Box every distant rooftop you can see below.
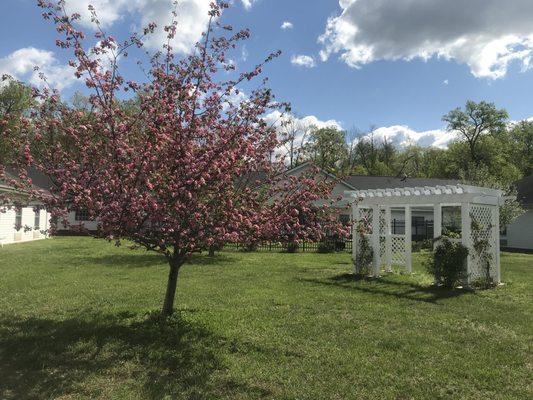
[344,175,462,190]
[0,167,53,195]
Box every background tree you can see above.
[0,76,34,164]
[278,115,314,169]
[353,128,396,175]
[442,100,508,166]
[307,127,347,172]
[509,120,533,176]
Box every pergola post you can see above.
[385,206,392,272]
[352,205,360,274]
[461,202,472,285]
[372,205,381,277]
[492,205,501,283]
[405,205,412,273]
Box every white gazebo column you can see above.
[385,206,392,272]
[492,204,501,283]
[405,205,412,273]
[433,203,442,245]
[372,205,381,277]
[461,202,472,285]
[352,205,360,274]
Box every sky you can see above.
[2,0,533,148]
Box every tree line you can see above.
[279,101,533,192]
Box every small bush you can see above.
[241,242,258,252]
[317,241,335,253]
[333,240,346,252]
[470,277,498,290]
[442,227,461,239]
[427,238,468,289]
[285,242,299,253]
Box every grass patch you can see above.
[0,237,531,399]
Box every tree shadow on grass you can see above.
[299,273,474,304]
[81,253,168,268]
[81,252,237,269]
[188,253,237,266]
[0,311,267,399]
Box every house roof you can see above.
[344,175,462,190]
[0,168,52,195]
[284,162,356,190]
[281,162,465,192]
[516,175,533,207]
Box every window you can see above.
[15,208,22,231]
[392,218,405,235]
[34,207,41,230]
[75,209,90,221]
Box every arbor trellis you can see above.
[347,184,503,285]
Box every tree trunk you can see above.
[208,246,216,257]
[162,256,183,317]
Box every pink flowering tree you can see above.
[1,1,347,316]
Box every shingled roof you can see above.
[344,175,462,190]
[0,168,53,195]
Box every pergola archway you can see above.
[345,185,503,285]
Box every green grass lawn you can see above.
[0,237,531,400]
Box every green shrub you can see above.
[285,242,299,253]
[427,238,468,289]
[317,241,335,253]
[241,242,258,252]
[442,227,461,239]
[333,239,346,252]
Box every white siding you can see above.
[0,208,16,245]
[57,211,99,232]
[0,205,50,246]
[506,208,533,250]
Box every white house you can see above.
[0,178,51,246]
[56,209,99,233]
[503,175,533,251]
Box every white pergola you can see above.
[345,184,503,285]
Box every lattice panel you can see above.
[379,209,387,235]
[391,235,406,266]
[469,205,497,282]
[378,209,388,266]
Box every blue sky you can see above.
[2,0,533,147]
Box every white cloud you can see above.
[137,0,211,53]
[265,110,343,131]
[264,111,456,149]
[0,47,77,91]
[63,0,211,53]
[63,0,131,28]
[319,0,533,79]
[290,55,316,68]
[360,125,457,149]
[281,21,293,30]
[264,111,343,162]
[240,0,257,10]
